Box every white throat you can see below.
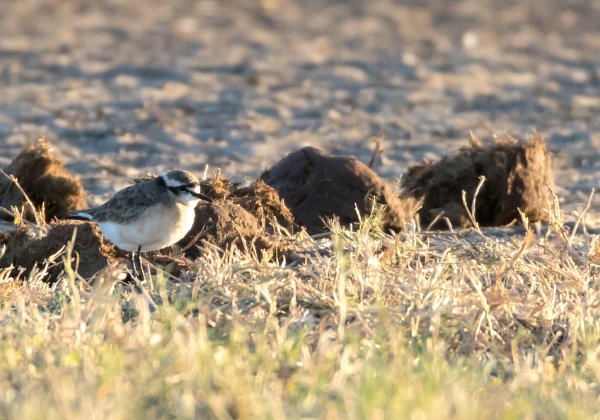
[178,188,201,207]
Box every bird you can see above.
[68,169,211,279]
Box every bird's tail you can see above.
[66,210,94,221]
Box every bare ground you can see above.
[0,0,599,220]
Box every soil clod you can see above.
[0,220,117,281]
[232,180,296,233]
[403,133,554,228]
[260,146,418,234]
[0,140,87,222]
[179,201,261,259]
[176,172,296,259]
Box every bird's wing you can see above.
[87,181,169,223]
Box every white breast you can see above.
[98,203,197,252]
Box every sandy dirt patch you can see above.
[0,0,598,220]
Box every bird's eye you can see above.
[179,185,187,192]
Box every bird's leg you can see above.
[130,250,139,278]
[124,248,143,293]
[129,246,144,280]
[133,245,142,278]
[135,245,149,284]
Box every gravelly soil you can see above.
[0,0,598,221]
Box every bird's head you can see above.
[160,170,211,206]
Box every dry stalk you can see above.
[462,175,486,236]
[0,169,43,226]
[569,188,594,243]
[367,135,385,168]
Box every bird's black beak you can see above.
[189,189,213,202]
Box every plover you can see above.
[69,169,211,278]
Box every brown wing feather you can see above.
[86,179,172,223]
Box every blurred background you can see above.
[0,0,598,213]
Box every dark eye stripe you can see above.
[168,184,197,194]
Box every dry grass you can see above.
[1,196,600,418]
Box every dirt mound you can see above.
[170,171,294,258]
[260,146,418,234]
[0,220,117,281]
[179,201,261,259]
[402,133,554,228]
[198,171,235,201]
[173,172,296,260]
[198,172,295,232]
[232,180,296,233]
[0,140,87,222]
